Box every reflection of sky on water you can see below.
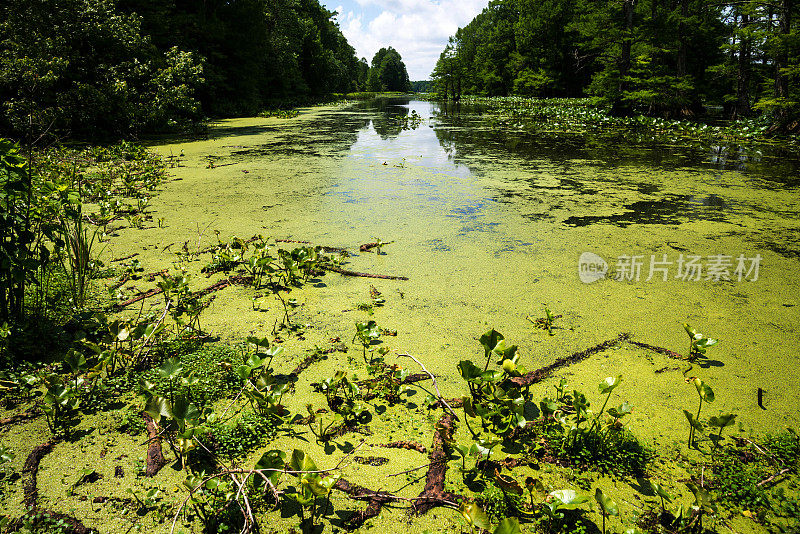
[312,98,800,257]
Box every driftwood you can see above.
[324,265,408,281]
[507,333,630,388]
[381,441,427,454]
[0,410,39,427]
[413,412,462,514]
[112,274,253,311]
[333,478,399,528]
[143,413,169,477]
[628,339,685,360]
[112,287,163,311]
[12,441,95,534]
[110,253,139,262]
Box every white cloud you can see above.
[330,0,488,80]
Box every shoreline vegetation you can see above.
[0,101,798,533]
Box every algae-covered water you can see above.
[25,98,797,533]
[122,98,799,439]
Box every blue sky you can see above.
[319,0,489,81]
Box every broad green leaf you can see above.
[595,488,619,516]
[683,410,704,431]
[648,480,673,503]
[158,357,183,379]
[458,360,482,381]
[549,489,589,509]
[462,396,476,417]
[494,471,524,495]
[144,395,172,421]
[290,449,318,474]
[480,329,504,357]
[172,396,200,422]
[708,413,736,428]
[493,517,522,534]
[598,375,622,395]
[459,502,491,531]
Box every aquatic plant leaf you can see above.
[462,396,476,417]
[172,396,200,422]
[158,357,184,379]
[708,413,736,428]
[64,350,87,373]
[493,518,522,534]
[595,488,619,516]
[608,402,632,418]
[683,410,704,431]
[549,489,589,510]
[290,449,318,475]
[459,502,491,530]
[494,469,523,495]
[458,360,482,381]
[145,395,172,421]
[480,329,504,357]
[526,476,545,493]
[598,375,622,394]
[648,480,673,502]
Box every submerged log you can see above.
[143,413,169,477]
[16,440,95,534]
[324,265,408,281]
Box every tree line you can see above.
[0,0,408,140]
[431,0,799,130]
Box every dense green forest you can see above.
[366,47,412,92]
[0,0,379,139]
[432,0,799,129]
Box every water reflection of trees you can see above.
[428,102,800,181]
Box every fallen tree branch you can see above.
[413,412,462,514]
[757,468,791,487]
[381,441,427,454]
[628,339,685,360]
[324,265,408,281]
[12,440,95,534]
[398,353,459,421]
[143,413,169,477]
[508,333,630,388]
[112,287,163,311]
[0,410,39,427]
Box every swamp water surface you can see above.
[85,100,800,533]
[119,98,800,443]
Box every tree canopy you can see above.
[367,47,411,92]
[0,0,368,139]
[432,0,800,129]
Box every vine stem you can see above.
[397,352,459,421]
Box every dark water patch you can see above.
[562,196,730,228]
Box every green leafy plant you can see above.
[595,488,619,534]
[684,378,714,448]
[354,320,381,364]
[287,449,340,533]
[684,324,718,362]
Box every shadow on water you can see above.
[563,196,729,228]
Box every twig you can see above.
[324,265,409,280]
[132,301,171,365]
[386,460,443,477]
[397,353,459,421]
[757,468,791,487]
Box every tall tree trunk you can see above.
[734,12,752,118]
[677,0,688,78]
[613,0,636,115]
[775,0,792,101]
